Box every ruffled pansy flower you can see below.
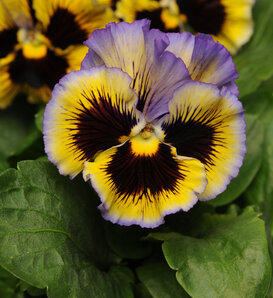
[0,0,115,108]
[43,20,246,228]
[175,0,255,54]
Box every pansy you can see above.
[175,0,255,54]
[100,0,181,32]
[101,0,254,54]
[43,20,246,228]
[0,0,115,108]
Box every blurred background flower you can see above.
[101,0,255,54]
[100,0,182,32]
[0,0,115,108]
[175,0,255,54]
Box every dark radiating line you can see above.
[28,0,38,25]
[136,63,153,112]
[105,142,185,204]
[111,0,119,9]
[162,103,226,167]
[66,89,138,162]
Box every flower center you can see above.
[140,124,153,139]
[17,28,48,59]
[129,124,161,156]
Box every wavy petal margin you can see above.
[161,81,246,200]
[83,140,206,228]
[166,32,239,95]
[43,66,143,178]
[82,19,190,120]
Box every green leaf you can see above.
[242,90,273,228]
[209,115,263,206]
[148,204,215,239]
[133,284,153,298]
[0,107,31,159]
[136,262,189,298]
[104,222,152,259]
[0,160,133,298]
[0,266,23,298]
[245,120,273,231]
[241,89,273,121]
[12,124,42,157]
[8,124,44,169]
[244,114,273,296]
[26,286,46,297]
[241,89,273,295]
[0,266,46,297]
[234,0,273,97]
[0,156,9,174]
[35,106,45,133]
[0,98,43,170]
[162,207,271,298]
[260,74,273,92]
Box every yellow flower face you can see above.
[0,0,116,108]
[104,0,254,54]
[44,21,246,228]
[175,0,255,54]
[107,0,181,32]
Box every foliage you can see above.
[1,1,273,297]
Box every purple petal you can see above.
[82,20,190,121]
[167,32,238,94]
[82,19,151,70]
[142,49,191,121]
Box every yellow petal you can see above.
[161,81,246,200]
[44,66,142,178]
[83,140,206,228]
